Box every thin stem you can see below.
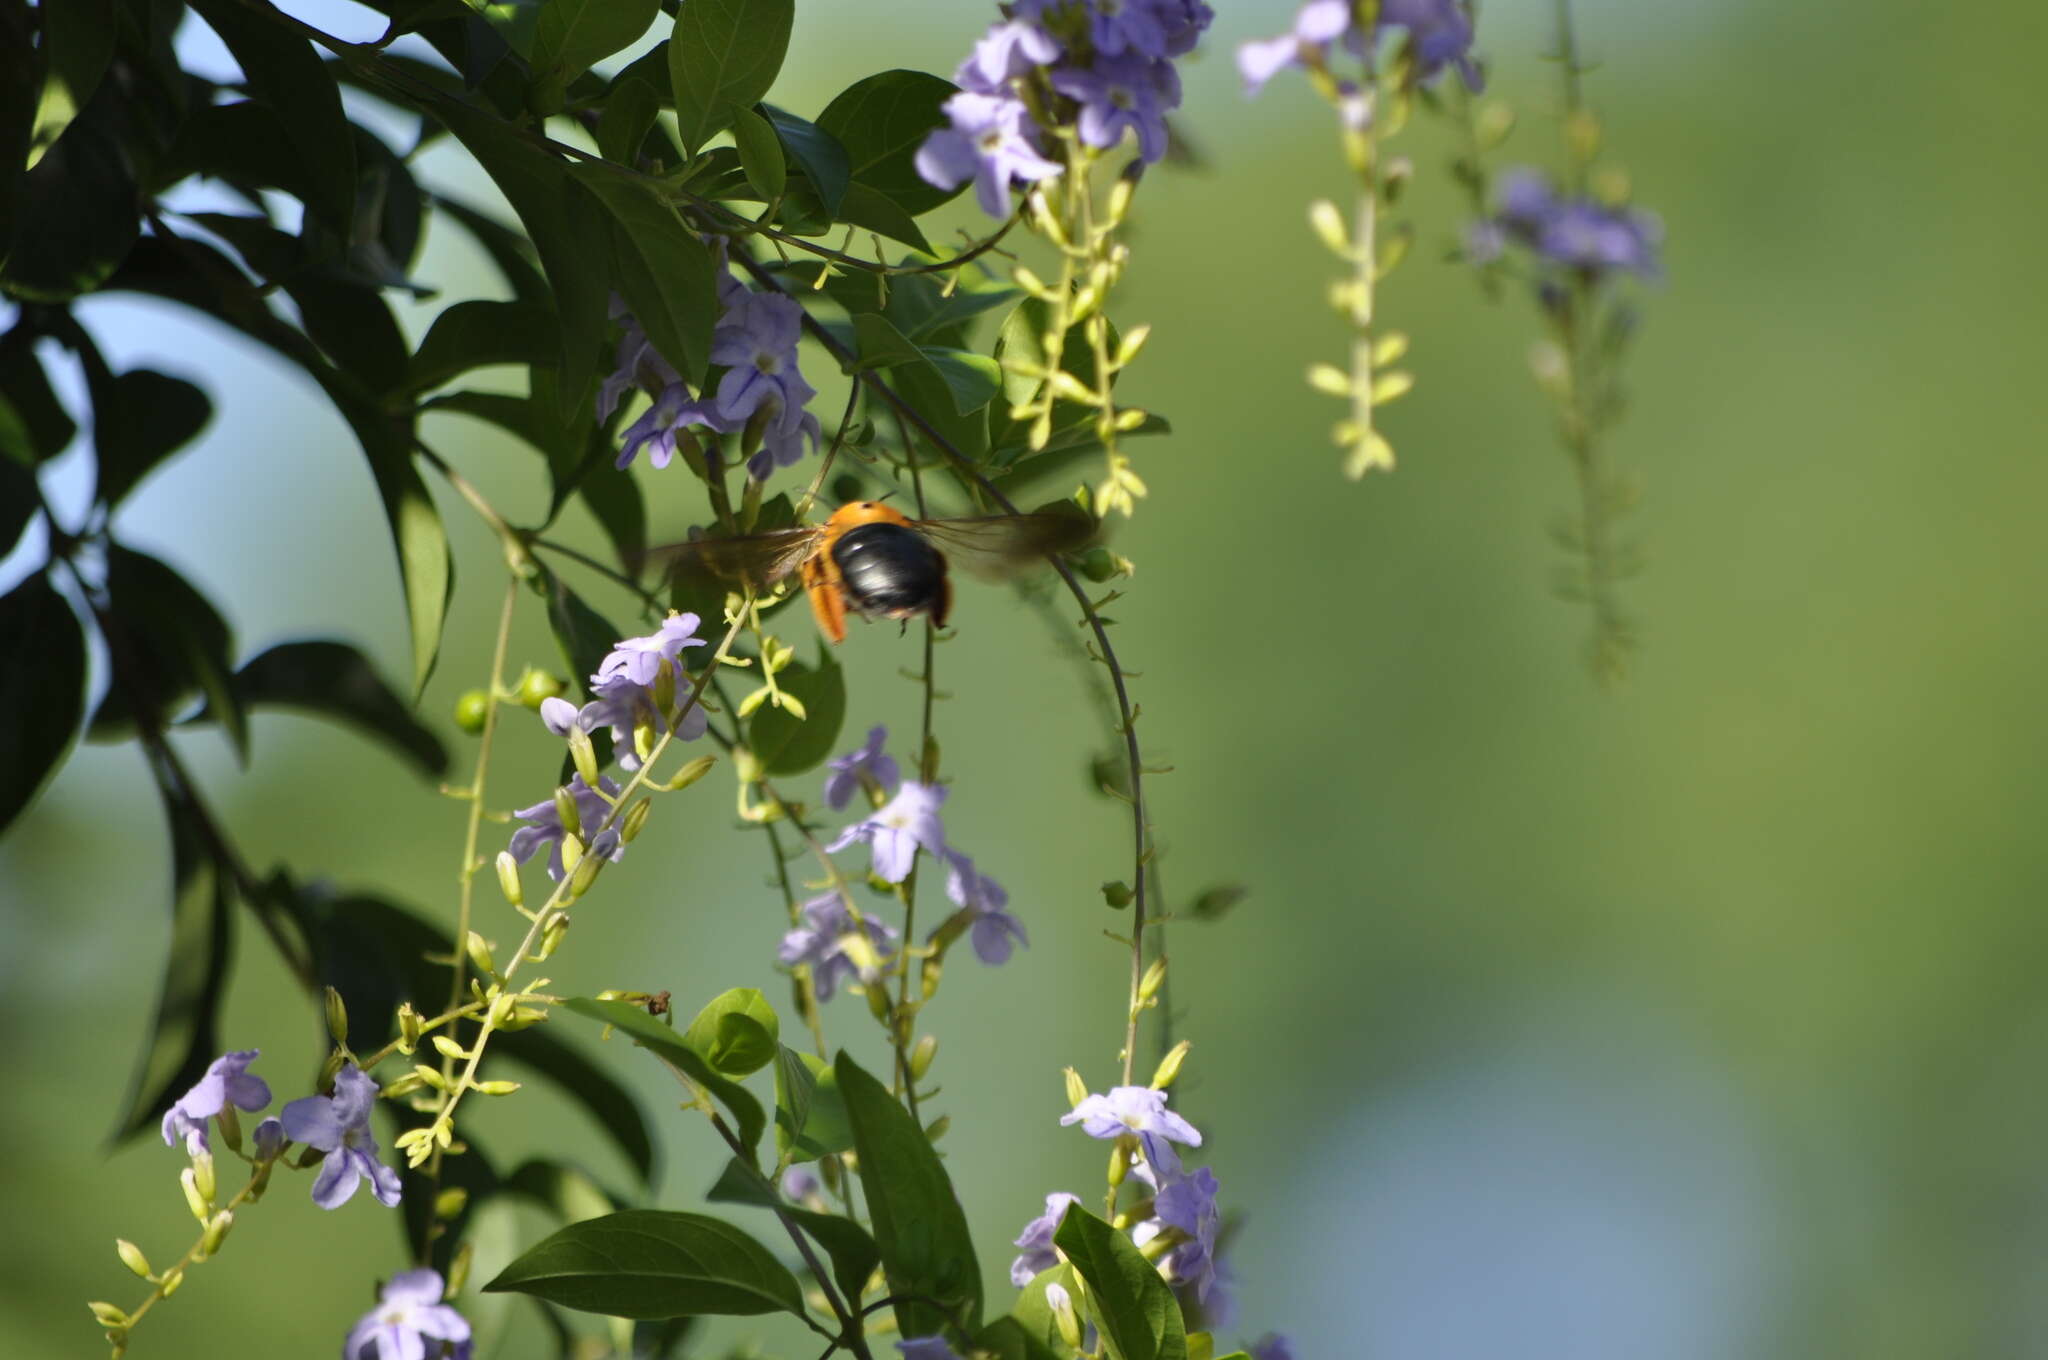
[887,413,936,1120]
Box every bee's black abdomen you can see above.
[831,523,946,618]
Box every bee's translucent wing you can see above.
[631,527,823,594]
[912,504,1099,581]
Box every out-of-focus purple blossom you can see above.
[252,1117,285,1161]
[1160,0,1216,56]
[279,1065,402,1210]
[824,725,901,811]
[1009,1190,1081,1286]
[1239,0,1480,96]
[1050,54,1181,165]
[599,300,681,424]
[1133,1166,1221,1302]
[896,1339,963,1360]
[344,1268,471,1360]
[1085,0,1176,59]
[509,773,625,881]
[161,1050,271,1156]
[781,1166,820,1201]
[1381,0,1482,88]
[1059,1084,1203,1176]
[1197,1247,1239,1330]
[778,892,902,1001]
[916,92,1063,218]
[1249,1334,1295,1360]
[827,781,948,883]
[943,850,1027,965]
[1480,167,1663,279]
[597,613,707,689]
[957,19,1062,92]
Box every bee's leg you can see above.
[931,571,953,630]
[802,554,848,644]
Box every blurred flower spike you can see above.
[1239,0,1481,97]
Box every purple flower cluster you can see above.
[538,610,710,770]
[509,772,625,882]
[1240,0,1481,97]
[1469,167,1663,280]
[777,891,903,1002]
[916,1,1214,217]
[1131,1162,1222,1304]
[1008,1190,1081,1285]
[160,1049,272,1156]
[344,1268,472,1360]
[603,259,820,483]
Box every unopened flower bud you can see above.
[1138,956,1168,1003]
[569,850,602,898]
[466,931,499,981]
[1307,363,1352,398]
[216,1102,242,1152]
[1150,1039,1191,1091]
[516,669,566,709]
[565,726,600,788]
[621,796,652,842]
[88,1302,130,1329]
[252,1117,285,1161]
[1101,880,1133,909]
[115,1240,152,1281]
[411,1064,447,1090]
[474,1079,521,1096]
[1047,1283,1084,1351]
[432,1034,468,1061]
[445,1241,474,1297]
[180,1168,210,1223]
[323,986,349,1044]
[1107,1139,1129,1188]
[494,852,523,908]
[201,1210,233,1255]
[1063,1066,1089,1109]
[1308,199,1351,257]
[397,1002,423,1055]
[159,1268,184,1297]
[537,913,570,960]
[909,1033,938,1081]
[553,786,582,839]
[923,1114,949,1143]
[559,832,585,876]
[436,1188,470,1220]
[453,689,490,734]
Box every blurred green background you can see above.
[8,0,2048,1356]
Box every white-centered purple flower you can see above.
[616,382,711,472]
[709,290,823,481]
[597,612,707,689]
[943,849,1027,965]
[160,1050,272,1156]
[1009,1190,1081,1286]
[1050,54,1182,165]
[915,92,1063,219]
[1060,1084,1203,1176]
[1134,1165,1221,1302]
[279,1064,403,1210]
[824,725,902,811]
[896,1340,963,1360]
[344,1267,472,1360]
[827,780,948,883]
[509,773,625,881]
[778,891,902,1002]
[957,18,1063,93]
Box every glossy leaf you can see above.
[833,182,933,253]
[667,0,795,155]
[89,545,245,760]
[885,269,1020,346]
[850,312,924,370]
[763,104,850,219]
[563,997,768,1156]
[0,0,36,247]
[595,75,661,164]
[681,988,781,1078]
[837,1050,983,1336]
[816,70,961,215]
[183,640,449,777]
[529,0,659,113]
[779,1048,853,1161]
[0,574,85,835]
[923,347,1002,415]
[747,642,845,777]
[409,299,559,393]
[573,167,717,385]
[94,370,211,506]
[731,104,787,202]
[487,1210,804,1319]
[705,1156,882,1306]
[885,353,988,465]
[1052,1206,1189,1360]
[27,0,112,167]
[981,1266,1081,1360]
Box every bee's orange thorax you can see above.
[822,501,915,533]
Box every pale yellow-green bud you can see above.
[567,726,600,789]
[1344,430,1396,480]
[397,1002,423,1055]
[1370,370,1415,405]
[1049,1283,1084,1351]
[1308,198,1351,257]
[559,832,586,876]
[621,796,652,842]
[1114,324,1152,369]
[1372,331,1410,366]
[323,985,349,1045]
[216,1102,242,1153]
[654,661,679,715]
[1012,265,1052,298]
[412,1063,449,1091]
[634,720,658,764]
[180,1167,209,1222]
[1476,101,1516,150]
[568,850,601,899]
[88,1302,130,1329]
[159,1268,185,1297]
[1307,363,1352,398]
[453,689,489,734]
[737,685,771,718]
[431,1034,467,1061]
[776,689,808,720]
[515,669,566,709]
[1063,1066,1089,1109]
[910,1033,938,1081]
[1106,172,1136,225]
[475,1079,521,1096]
[494,851,523,908]
[466,930,499,981]
[1107,1139,1129,1188]
[924,1114,950,1143]
[445,1241,474,1297]
[436,1188,470,1220]
[1593,165,1632,208]
[537,913,571,960]
[201,1210,233,1255]
[382,1070,428,1099]
[1150,1039,1191,1091]
[1376,229,1413,279]
[190,1151,216,1206]
[1138,956,1168,1004]
[1112,406,1149,432]
[552,786,581,838]
[115,1240,152,1280]
[318,1049,347,1089]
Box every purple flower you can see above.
[781,1166,820,1200]
[1250,1335,1295,1360]
[1495,167,1555,228]
[896,1340,963,1360]
[824,725,901,811]
[160,1050,271,1156]
[944,850,1027,965]
[1160,0,1216,57]
[957,19,1062,92]
[1381,0,1482,88]
[599,303,681,424]
[596,612,707,689]
[915,92,1063,218]
[1059,1084,1203,1176]
[1237,0,1354,96]
[1009,1190,1081,1286]
[509,773,625,881]
[279,1064,402,1210]
[827,781,948,883]
[252,1117,285,1161]
[1050,54,1181,165]
[1135,1166,1221,1302]
[1481,168,1662,279]
[1087,0,1176,60]
[778,892,902,1002]
[1239,0,1480,96]
[344,1268,471,1360]
[617,382,709,471]
[709,289,822,482]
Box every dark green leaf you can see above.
[151,100,309,204]
[884,354,987,465]
[485,1209,804,1319]
[849,312,924,371]
[991,1264,1082,1360]
[815,70,960,215]
[27,0,113,166]
[182,640,448,777]
[747,642,845,776]
[0,0,38,248]
[923,347,1002,415]
[188,0,357,230]
[666,0,794,155]
[431,194,550,306]
[90,545,245,761]
[0,328,77,464]
[409,299,560,393]
[304,894,656,1183]
[885,270,1019,345]
[780,1048,853,1161]
[763,104,849,219]
[731,104,786,202]
[0,573,85,835]
[578,459,646,568]
[681,988,779,1078]
[94,369,212,506]
[529,0,659,114]
[563,997,768,1155]
[572,167,717,385]
[1052,1206,1189,1360]
[0,460,35,557]
[1,101,138,301]
[537,567,621,698]
[833,182,932,253]
[705,1156,881,1306]
[284,274,411,396]
[595,75,660,164]
[836,1050,983,1336]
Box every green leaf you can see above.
[834,181,932,253]
[763,104,849,219]
[836,1050,983,1336]
[595,75,661,164]
[152,100,310,205]
[89,546,246,762]
[409,299,560,393]
[0,328,77,464]
[431,194,550,307]
[923,347,1002,416]
[188,0,357,230]
[780,1048,853,1161]
[563,997,768,1156]
[977,1316,1067,1360]
[578,457,646,567]
[888,353,988,466]
[485,1210,805,1319]
[681,988,781,1078]
[0,460,35,558]
[529,0,659,114]
[0,0,38,249]
[182,640,449,777]
[572,167,718,385]
[283,273,412,396]
[0,573,85,835]
[1052,1206,1189,1360]
[731,104,786,202]
[772,1044,815,1153]
[27,0,113,168]
[747,642,845,776]
[1,103,138,301]
[667,0,795,155]
[850,312,924,370]
[94,370,211,506]
[537,567,621,699]
[815,70,961,215]
[705,1156,882,1306]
